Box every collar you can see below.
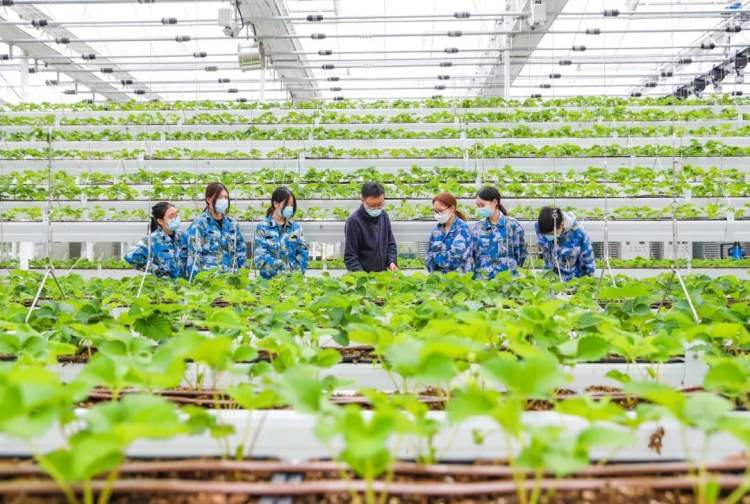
[265,215,290,228]
[483,214,506,229]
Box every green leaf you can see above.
[576,336,611,361]
[481,351,566,397]
[277,366,325,413]
[133,313,173,341]
[682,392,732,433]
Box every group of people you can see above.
[125,181,595,282]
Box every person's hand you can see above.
[388,262,398,272]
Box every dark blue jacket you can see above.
[344,206,398,272]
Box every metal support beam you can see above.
[480,0,570,96]
[238,0,318,100]
[2,4,159,102]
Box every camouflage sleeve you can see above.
[578,230,596,276]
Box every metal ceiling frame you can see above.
[478,0,571,98]
[238,0,319,100]
[1,3,160,101]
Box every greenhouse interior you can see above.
[1,0,750,502]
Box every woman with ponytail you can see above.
[470,186,527,279]
[253,186,309,279]
[426,192,472,274]
[124,202,187,279]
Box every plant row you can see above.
[1,200,747,222]
[3,95,750,112]
[2,270,748,361]
[1,166,747,200]
[0,270,748,501]
[1,107,745,127]
[9,124,750,142]
[4,140,750,160]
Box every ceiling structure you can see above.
[0,0,748,103]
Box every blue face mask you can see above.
[281,206,294,219]
[214,198,229,215]
[365,206,383,218]
[478,207,494,219]
[167,216,181,232]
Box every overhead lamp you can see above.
[735,51,747,84]
[735,51,748,70]
[711,66,727,91]
[630,91,642,97]
[700,37,716,50]
[711,66,727,82]
[238,41,262,71]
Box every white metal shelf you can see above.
[1,119,747,134]
[2,156,749,174]
[2,103,749,118]
[0,219,745,243]
[2,197,747,212]
[16,268,746,280]
[4,136,750,151]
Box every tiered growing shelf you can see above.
[0,98,749,274]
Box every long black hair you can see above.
[150,201,174,232]
[538,206,564,234]
[266,186,297,218]
[477,186,508,216]
[205,182,230,212]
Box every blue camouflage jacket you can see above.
[253,216,309,279]
[184,210,247,277]
[124,229,187,279]
[471,215,527,279]
[535,212,596,281]
[426,218,472,274]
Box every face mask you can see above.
[167,216,181,232]
[365,206,383,218]
[434,211,451,224]
[281,206,294,219]
[478,207,494,219]
[214,198,229,215]
[543,233,557,240]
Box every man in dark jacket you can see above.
[344,182,398,272]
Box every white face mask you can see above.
[214,198,229,214]
[434,211,451,224]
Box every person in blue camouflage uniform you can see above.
[253,187,309,279]
[185,182,247,279]
[535,206,596,281]
[471,186,527,279]
[426,192,472,274]
[125,202,187,279]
